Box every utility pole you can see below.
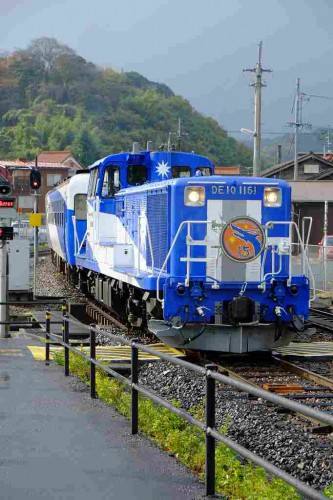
[243,41,272,176]
[168,118,188,151]
[324,127,332,156]
[294,78,300,181]
[287,78,310,181]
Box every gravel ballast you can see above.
[34,254,333,492]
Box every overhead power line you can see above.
[304,93,333,101]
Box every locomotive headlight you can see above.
[264,187,282,207]
[185,186,205,206]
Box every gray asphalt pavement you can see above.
[0,332,205,500]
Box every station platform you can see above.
[31,310,89,340]
[0,333,204,499]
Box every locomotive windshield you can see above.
[127,166,147,186]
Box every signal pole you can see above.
[33,156,39,298]
[243,41,272,176]
[0,240,8,338]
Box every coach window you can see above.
[74,194,87,220]
[172,167,191,178]
[101,165,121,197]
[196,167,212,176]
[127,166,147,186]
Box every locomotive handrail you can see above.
[75,228,88,256]
[72,215,80,254]
[264,220,316,301]
[301,216,313,272]
[157,219,315,303]
[156,220,212,303]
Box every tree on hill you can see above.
[0,37,252,168]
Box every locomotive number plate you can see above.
[211,185,257,196]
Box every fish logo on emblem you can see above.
[220,216,265,263]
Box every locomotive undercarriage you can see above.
[50,249,161,327]
[51,250,298,353]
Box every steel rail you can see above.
[45,318,327,500]
[48,309,333,427]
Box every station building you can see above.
[261,152,333,244]
[0,151,83,213]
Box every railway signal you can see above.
[30,169,41,190]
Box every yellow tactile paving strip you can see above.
[27,343,184,362]
[275,341,333,357]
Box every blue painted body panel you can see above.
[48,149,310,334]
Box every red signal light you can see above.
[30,169,41,190]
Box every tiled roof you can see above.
[37,150,72,163]
[215,166,240,175]
[260,152,333,178]
[0,160,77,170]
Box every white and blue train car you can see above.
[70,146,314,353]
[46,172,89,273]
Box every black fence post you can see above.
[131,338,140,435]
[62,299,67,318]
[205,364,217,497]
[63,314,69,376]
[45,311,51,365]
[90,324,96,399]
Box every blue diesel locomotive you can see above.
[46,144,314,353]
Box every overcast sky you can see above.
[1,0,333,140]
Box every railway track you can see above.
[82,299,333,435]
[212,354,333,435]
[85,299,129,332]
[309,307,333,332]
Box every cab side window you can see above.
[172,167,191,178]
[101,165,121,197]
[88,167,99,197]
[127,166,147,186]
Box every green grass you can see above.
[53,350,331,499]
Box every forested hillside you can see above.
[0,37,252,168]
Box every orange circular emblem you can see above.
[220,216,265,263]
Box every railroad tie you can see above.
[262,383,305,394]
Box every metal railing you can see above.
[42,305,330,500]
[292,243,333,292]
